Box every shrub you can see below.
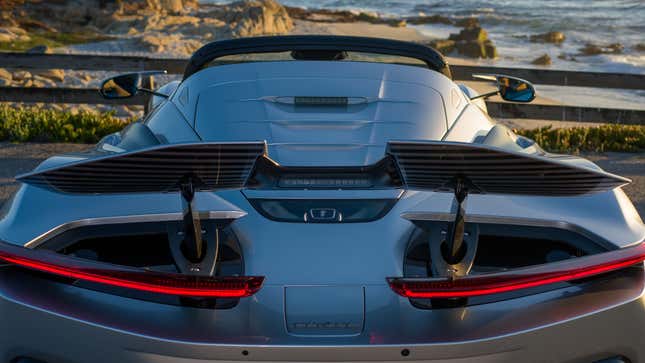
[516,124,645,153]
[0,30,112,52]
[0,104,643,153]
[0,104,132,143]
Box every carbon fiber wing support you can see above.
[17,142,267,275]
[387,140,630,278]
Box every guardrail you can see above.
[0,52,643,124]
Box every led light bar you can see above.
[0,241,264,298]
[387,242,645,299]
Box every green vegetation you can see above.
[0,31,112,52]
[0,105,131,143]
[0,105,643,153]
[516,125,645,153]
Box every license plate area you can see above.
[285,286,364,336]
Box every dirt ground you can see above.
[0,142,643,217]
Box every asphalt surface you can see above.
[586,152,644,217]
[0,143,90,206]
[0,142,643,218]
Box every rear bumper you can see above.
[2,286,645,363]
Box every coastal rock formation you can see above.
[579,43,623,56]
[286,6,405,27]
[456,39,497,59]
[426,39,455,55]
[558,53,577,62]
[132,0,294,53]
[636,44,645,52]
[455,17,479,28]
[448,25,497,58]
[0,69,12,87]
[12,70,30,82]
[530,31,565,44]
[450,26,488,42]
[140,32,202,54]
[1,0,296,57]
[0,27,29,43]
[531,54,552,65]
[38,69,65,83]
[116,0,198,15]
[406,15,451,25]
[222,0,294,37]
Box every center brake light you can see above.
[388,242,645,299]
[0,241,264,298]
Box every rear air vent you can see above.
[4,221,255,308]
[36,221,244,276]
[294,96,348,106]
[62,233,176,271]
[264,96,372,107]
[404,224,607,277]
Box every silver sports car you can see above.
[1,36,644,363]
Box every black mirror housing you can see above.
[99,73,141,99]
[99,70,168,100]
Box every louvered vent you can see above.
[18,142,267,194]
[387,141,629,196]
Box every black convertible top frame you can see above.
[183,35,451,80]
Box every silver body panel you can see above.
[1,60,644,363]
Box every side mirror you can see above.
[471,74,536,103]
[99,71,168,100]
[99,73,140,99]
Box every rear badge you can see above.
[305,208,342,223]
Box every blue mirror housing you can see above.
[496,76,536,102]
[472,74,537,103]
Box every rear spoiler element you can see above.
[15,142,267,298]
[183,35,451,79]
[386,140,636,300]
[17,142,267,194]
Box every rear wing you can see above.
[17,142,267,274]
[386,140,631,278]
[387,140,629,196]
[183,35,451,80]
[17,142,267,194]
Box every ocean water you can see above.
[204,0,645,74]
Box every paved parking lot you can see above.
[0,142,643,218]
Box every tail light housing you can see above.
[0,240,264,298]
[388,242,645,299]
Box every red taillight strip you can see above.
[388,242,645,299]
[0,242,263,298]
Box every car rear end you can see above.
[2,36,645,363]
[2,184,645,363]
